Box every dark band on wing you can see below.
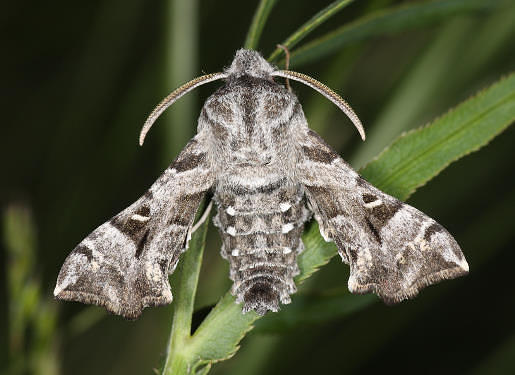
[306,185,340,219]
[201,108,229,139]
[424,223,444,241]
[362,194,376,203]
[111,205,151,244]
[365,217,382,244]
[169,191,205,226]
[302,145,339,164]
[135,229,150,259]
[303,130,340,164]
[173,152,206,173]
[368,200,402,225]
[75,245,93,262]
[206,98,234,123]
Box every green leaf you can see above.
[186,72,514,369]
[287,0,504,67]
[361,72,515,201]
[295,222,338,283]
[244,0,278,50]
[189,294,258,362]
[268,0,354,63]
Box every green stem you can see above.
[287,0,501,67]
[166,0,198,159]
[162,216,209,374]
[268,0,354,63]
[244,0,278,50]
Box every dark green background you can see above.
[3,0,514,374]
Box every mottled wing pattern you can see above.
[54,132,213,319]
[297,129,469,303]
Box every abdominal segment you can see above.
[213,181,311,315]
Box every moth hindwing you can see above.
[55,49,468,318]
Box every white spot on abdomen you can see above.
[227,226,236,236]
[282,223,294,233]
[280,202,291,212]
[226,206,236,216]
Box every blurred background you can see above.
[2,0,514,374]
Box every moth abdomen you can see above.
[214,183,310,315]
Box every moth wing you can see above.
[54,133,213,319]
[297,129,469,303]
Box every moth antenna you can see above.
[271,70,366,140]
[139,72,228,145]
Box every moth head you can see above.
[139,49,366,145]
[224,49,275,79]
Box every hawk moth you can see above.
[54,49,469,319]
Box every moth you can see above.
[55,49,469,319]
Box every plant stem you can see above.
[244,0,278,50]
[268,0,354,63]
[166,0,198,159]
[162,215,209,374]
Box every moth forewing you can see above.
[55,49,468,318]
[297,129,469,303]
[54,133,214,319]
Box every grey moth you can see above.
[54,49,469,319]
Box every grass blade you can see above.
[4,204,60,375]
[361,72,515,201]
[352,4,515,168]
[287,0,502,67]
[244,0,278,50]
[165,0,199,158]
[268,0,354,63]
[351,16,476,168]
